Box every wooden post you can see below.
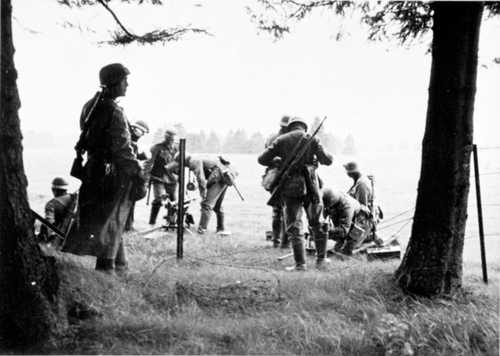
[472,144,488,283]
[177,138,186,260]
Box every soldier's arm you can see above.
[109,107,140,176]
[258,139,279,166]
[356,183,370,206]
[313,138,333,166]
[44,200,57,237]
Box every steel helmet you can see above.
[132,120,150,134]
[343,161,360,173]
[51,177,69,190]
[280,115,291,127]
[99,63,130,87]
[164,128,177,138]
[288,116,308,131]
[322,188,342,208]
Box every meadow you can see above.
[22,145,500,354]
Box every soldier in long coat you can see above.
[63,63,142,275]
[258,117,333,271]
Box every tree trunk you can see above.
[0,0,61,349]
[395,2,483,296]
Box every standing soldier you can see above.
[63,63,143,276]
[144,129,178,225]
[258,117,333,271]
[263,115,290,248]
[40,177,76,245]
[166,155,236,235]
[125,120,150,231]
[344,161,372,207]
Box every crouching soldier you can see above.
[40,177,77,245]
[167,155,236,236]
[322,188,373,256]
[258,117,333,271]
[144,129,178,225]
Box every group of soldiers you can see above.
[37,62,380,276]
[38,63,237,276]
[258,116,379,271]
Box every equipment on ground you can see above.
[267,117,327,206]
[140,198,196,236]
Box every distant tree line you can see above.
[153,121,358,155]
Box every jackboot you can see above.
[95,258,115,276]
[315,234,331,269]
[198,208,211,234]
[214,211,231,235]
[279,220,290,249]
[285,240,306,271]
[149,202,161,225]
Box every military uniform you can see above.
[41,193,74,241]
[258,122,333,270]
[63,92,140,272]
[347,174,372,207]
[323,189,372,255]
[144,141,178,224]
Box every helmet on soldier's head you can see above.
[132,120,149,134]
[164,128,176,139]
[99,63,130,87]
[51,177,68,190]
[322,188,342,208]
[343,161,360,173]
[288,116,308,131]
[280,115,290,127]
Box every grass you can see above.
[31,224,499,356]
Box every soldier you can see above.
[344,161,372,207]
[263,115,290,248]
[258,117,333,271]
[144,129,178,225]
[322,188,372,256]
[63,63,143,276]
[125,120,150,231]
[40,177,75,244]
[166,155,236,235]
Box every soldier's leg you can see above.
[214,186,229,234]
[199,183,225,233]
[115,240,128,273]
[306,202,330,268]
[149,182,166,225]
[271,205,282,247]
[283,197,306,271]
[279,207,290,248]
[125,202,135,231]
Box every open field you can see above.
[18,145,500,354]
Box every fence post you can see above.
[177,138,186,260]
[472,144,488,283]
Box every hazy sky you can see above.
[12,0,500,150]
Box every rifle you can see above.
[267,117,327,206]
[32,209,66,241]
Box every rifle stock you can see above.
[266,117,327,206]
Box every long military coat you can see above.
[63,95,140,259]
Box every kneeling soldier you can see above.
[322,188,373,256]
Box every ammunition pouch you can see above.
[261,167,279,192]
[70,152,85,180]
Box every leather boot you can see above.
[198,208,211,233]
[315,233,331,269]
[285,240,306,271]
[149,202,161,225]
[279,219,290,249]
[216,211,231,236]
[95,258,115,276]
[271,210,282,247]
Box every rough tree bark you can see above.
[0,0,61,349]
[395,2,484,296]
